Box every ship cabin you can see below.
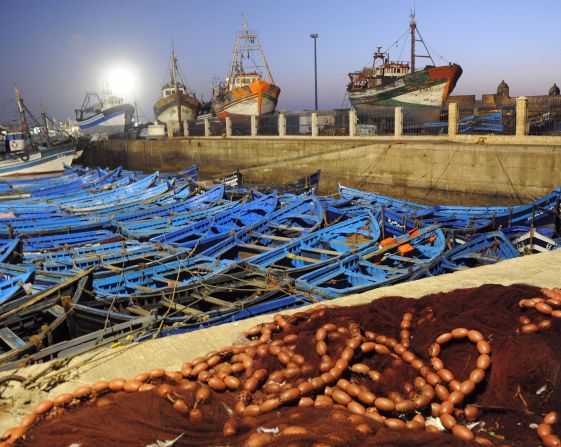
[348,62,411,90]
[226,72,261,91]
[161,82,187,98]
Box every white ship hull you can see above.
[217,94,277,117]
[350,81,448,108]
[0,147,76,177]
[156,104,198,126]
[77,104,134,138]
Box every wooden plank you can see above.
[287,253,321,263]
[0,327,25,350]
[46,304,65,318]
[271,224,306,232]
[238,243,275,252]
[126,306,153,317]
[253,233,292,242]
[134,284,158,293]
[303,247,343,256]
[190,293,234,309]
[159,299,203,315]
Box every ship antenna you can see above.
[410,11,416,72]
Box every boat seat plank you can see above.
[253,233,292,241]
[386,254,424,264]
[190,292,234,308]
[302,247,343,256]
[159,299,203,315]
[46,304,65,318]
[126,306,153,317]
[133,284,159,293]
[238,243,275,252]
[271,224,306,232]
[0,327,25,350]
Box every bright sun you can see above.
[106,67,135,97]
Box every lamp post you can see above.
[310,33,319,110]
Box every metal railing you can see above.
[159,97,559,139]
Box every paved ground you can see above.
[1,249,560,431]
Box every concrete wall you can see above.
[83,136,561,206]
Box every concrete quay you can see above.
[84,134,561,206]
[1,249,560,432]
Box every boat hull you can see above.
[153,93,200,126]
[0,146,76,177]
[212,79,280,117]
[348,64,462,108]
[77,104,134,137]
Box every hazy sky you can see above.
[1,0,560,124]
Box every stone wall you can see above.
[83,136,561,206]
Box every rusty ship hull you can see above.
[212,79,280,118]
[348,64,462,109]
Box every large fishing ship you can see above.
[211,19,280,118]
[153,48,201,131]
[75,91,134,138]
[347,13,462,109]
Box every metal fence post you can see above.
[251,115,257,137]
[204,118,210,137]
[516,96,528,136]
[311,112,318,137]
[183,120,189,137]
[394,107,403,137]
[225,117,232,137]
[278,113,286,137]
[448,103,458,136]
[349,109,357,137]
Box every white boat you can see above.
[0,145,76,177]
[153,48,200,131]
[75,92,134,139]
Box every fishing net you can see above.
[7,283,561,447]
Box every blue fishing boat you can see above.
[201,196,324,263]
[295,226,446,299]
[150,193,279,250]
[113,184,225,225]
[92,255,233,299]
[0,239,20,263]
[22,230,121,252]
[0,264,36,305]
[248,213,381,275]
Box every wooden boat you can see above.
[25,241,189,273]
[502,226,559,255]
[248,213,381,276]
[150,193,279,249]
[74,271,308,335]
[0,264,36,305]
[113,184,225,225]
[153,49,201,130]
[22,230,121,252]
[347,13,461,109]
[414,231,519,279]
[211,19,280,117]
[201,195,324,263]
[118,201,238,240]
[295,226,446,299]
[0,214,111,237]
[92,255,233,299]
[0,272,91,367]
[224,170,321,200]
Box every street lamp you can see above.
[310,33,319,110]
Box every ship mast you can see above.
[171,44,183,135]
[226,17,274,90]
[14,85,32,145]
[409,12,435,73]
[40,102,52,148]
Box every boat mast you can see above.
[40,102,52,148]
[410,13,416,73]
[171,44,183,135]
[14,85,32,145]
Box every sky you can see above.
[1,0,561,124]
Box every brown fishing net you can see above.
[8,284,561,447]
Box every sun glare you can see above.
[106,67,135,97]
